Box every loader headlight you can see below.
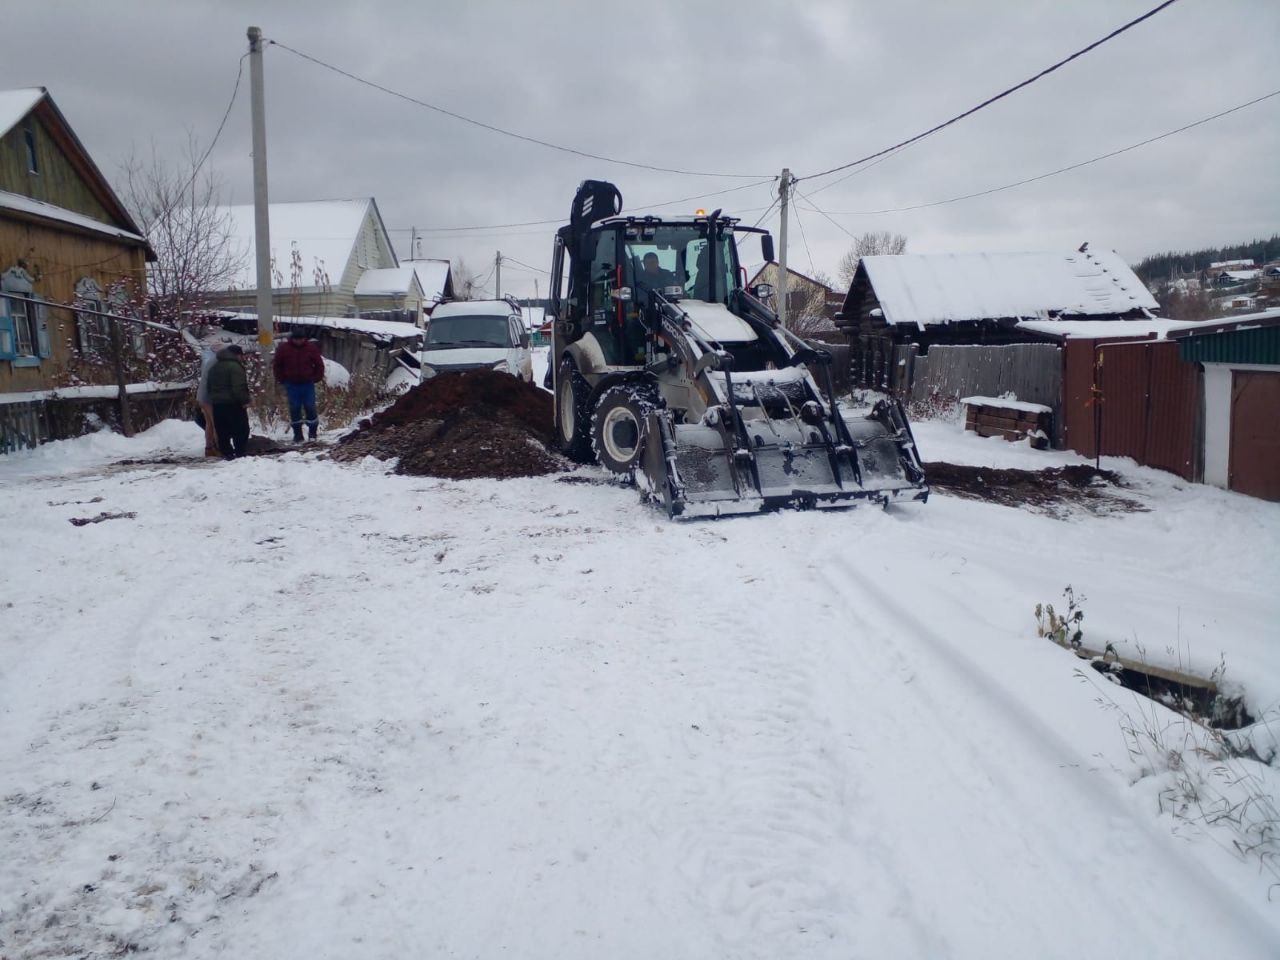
[421,364,437,379]
[492,361,510,373]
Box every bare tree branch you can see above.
[116,133,244,328]
[837,231,908,290]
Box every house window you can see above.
[75,277,110,360]
[24,124,38,174]
[10,294,36,355]
[0,265,47,365]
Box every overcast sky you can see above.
[7,0,1279,298]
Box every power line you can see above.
[806,88,1280,218]
[795,0,1183,183]
[46,55,247,280]
[393,177,777,235]
[268,38,769,180]
[791,201,818,276]
[792,187,855,241]
[503,256,549,275]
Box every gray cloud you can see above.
[6,0,1278,297]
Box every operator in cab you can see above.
[635,252,678,302]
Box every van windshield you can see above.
[426,315,511,348]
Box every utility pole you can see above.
[777,168,792,330]
[410,226,417,260]
[247,26,273,351]
[495,250,502,298]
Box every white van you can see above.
[421,299,534,382]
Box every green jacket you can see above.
[206,350,250,406]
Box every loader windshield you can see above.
[625,224,738,304]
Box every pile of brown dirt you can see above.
[331,370,568,479]
[923,461,1145,516]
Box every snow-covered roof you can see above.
[1209,259,1254,269]
[0,189,147,244]
[213,199,391,290]
[1219,269,1260,281]
[858,248,1158,327]
[0,88,44,138]
[354,266,423,298]
[212,311,421,343]
[408,259,451,303]
[1016,318,1210,341]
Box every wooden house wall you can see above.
[0,217,147,393]
[0,112,113,223]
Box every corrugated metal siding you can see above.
[1062,339,1201,480]
[1178,326,1280,365]
[1143,342,1201,478]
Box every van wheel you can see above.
[591,384,658,475]
[556,358,593,462]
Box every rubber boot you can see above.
[307,423,318,441]
[292,425,304,443]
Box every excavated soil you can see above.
[923,462,1145,516]
[331,370,569,480]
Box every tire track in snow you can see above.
[814,547,1279,957]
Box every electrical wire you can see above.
[806,88,1280,218]
[791,201,818,276]
[503,256,549,275]
[395,177,777,235]
[268,38,769,180]
[795,0,1183,184]
[42,55,247,280]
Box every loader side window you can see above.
[588,231,616,315]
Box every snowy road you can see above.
[2,422,1278,958]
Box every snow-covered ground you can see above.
[1,415,1278,958]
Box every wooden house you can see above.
[0,87,155,396]
[0,89,196,451]
[834,246,1158,391]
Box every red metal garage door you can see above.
[1230,371,1280,501]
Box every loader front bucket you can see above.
[640,401,928,520]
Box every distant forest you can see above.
[1134,235,1280,283]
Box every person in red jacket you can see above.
[272,328,325,442]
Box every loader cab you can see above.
[551,217,747,367]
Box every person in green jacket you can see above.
[206,345,251,460]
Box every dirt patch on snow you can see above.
[331,370,569,480]
[923,462,1145,516]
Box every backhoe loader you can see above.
[548,180,928,518]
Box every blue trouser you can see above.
[285,382,318,432]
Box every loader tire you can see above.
[556,358,593,462]
[591,384,658,475]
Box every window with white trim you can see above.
[75,276,110,361]
[0,265,48,365]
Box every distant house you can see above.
[405,258,454,321]
[748,263,843,328]
[834,246,1158,390]
[0,88,190,452]
[204,198,413,320]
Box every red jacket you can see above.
[273,338,325,385]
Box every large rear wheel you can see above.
[591,384,658,475]
[556,358,593,462]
